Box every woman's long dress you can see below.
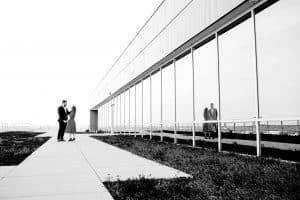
[66,112,76,133]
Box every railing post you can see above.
[173,60,177,144]
[281,120,284,135]
[252,10,261,157]
[297,120,300,134]
[191,48,196,147]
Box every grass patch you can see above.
[0,131,50,166]
[92,135,300,200]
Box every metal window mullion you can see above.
[191,47,196,147]
[141,80,144,138]
[124,91,126,134]
[129,89,131,135]
[105,103,107,132]
[111,99,113,134]
[216,33,222,152]
[174,60,177,144]
[252,10,261,157]
[104,104,106,132]
[150,74,153,140]
[120,95,122,133]
[135,84,137,137]
[160,67,163,142]
[108,102,110,133]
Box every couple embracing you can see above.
[57,100,77,142]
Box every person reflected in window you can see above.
[208,103,218,138]
[203,107,210,139]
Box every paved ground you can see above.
[0,132,190,200]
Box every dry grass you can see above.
[0,131,49,165]
[92,135,300,200]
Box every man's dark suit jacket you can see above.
[58,106,70,122]
[208,108,218,120]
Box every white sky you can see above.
[0,0,162,127]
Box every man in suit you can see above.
[208,103,218,138]
[57,100,71,141]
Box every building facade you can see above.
[90,0,300,157]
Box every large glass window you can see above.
[108,102,111,132]
[119,95,122,130]
[151,70,161,131]
[113,98,117,132]
[143,77,151,133]
[194,38,219,123]
[130,86,135,132]
[219,17,256,120]
[176,53,193,125]
[162,64,174,130]
[122,93,125,131]
[256,0,300,118]
[124,89,130,131]
[136,81,143,132]
[114,97,118,131]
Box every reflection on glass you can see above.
[260,120,300,161]
[219,18,256,120]
[176,53,193,126]
[162,64,174,131]
[256,0,300,118]
[220,121,257,155]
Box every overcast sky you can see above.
[0,0,162,127]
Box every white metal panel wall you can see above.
[91,0,245,108]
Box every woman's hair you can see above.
[71,106,76,114]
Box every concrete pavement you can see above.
[0,132,190,200]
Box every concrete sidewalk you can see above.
[0,133,190,200]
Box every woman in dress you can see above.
[203,107,210,139]
[66,106,77,141]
